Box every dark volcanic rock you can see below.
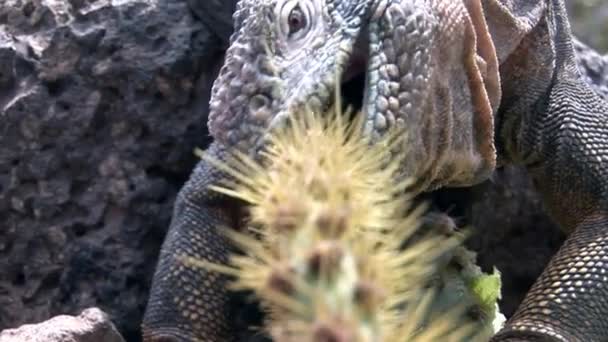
[428,165,566,318]
[187,0,237,44]
[0,0,224,340]
[467,167,566,316]
[574,39,608,100]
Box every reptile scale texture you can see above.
[142,0,608,341]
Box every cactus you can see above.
[185,106,504,341]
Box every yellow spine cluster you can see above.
[187,107,498,341]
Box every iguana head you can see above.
[208,0,370,150]
[209,0,501,191]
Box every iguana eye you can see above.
[287,5,307,37]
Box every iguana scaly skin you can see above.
[143,0,608,341]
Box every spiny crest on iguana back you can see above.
[207,0,501,194]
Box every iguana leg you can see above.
[493,2,608,341]
[493,215,608,341]
[142,142,237,342]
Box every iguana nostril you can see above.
[249,94,272,120]
[219,66,229,77]
[249,94,269,111]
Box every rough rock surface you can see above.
[574,40,608,100]
[467,168,566,316]
[0,307,124,342]
[0,0,224,340]
[568,0,608,51]
[423,166,562,318]
[0,1,602,342]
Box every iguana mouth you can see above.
[338,28,369,118]
[340,57,367,115]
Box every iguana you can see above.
[142,0,608,341]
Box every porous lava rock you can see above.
[0,0,225,340]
